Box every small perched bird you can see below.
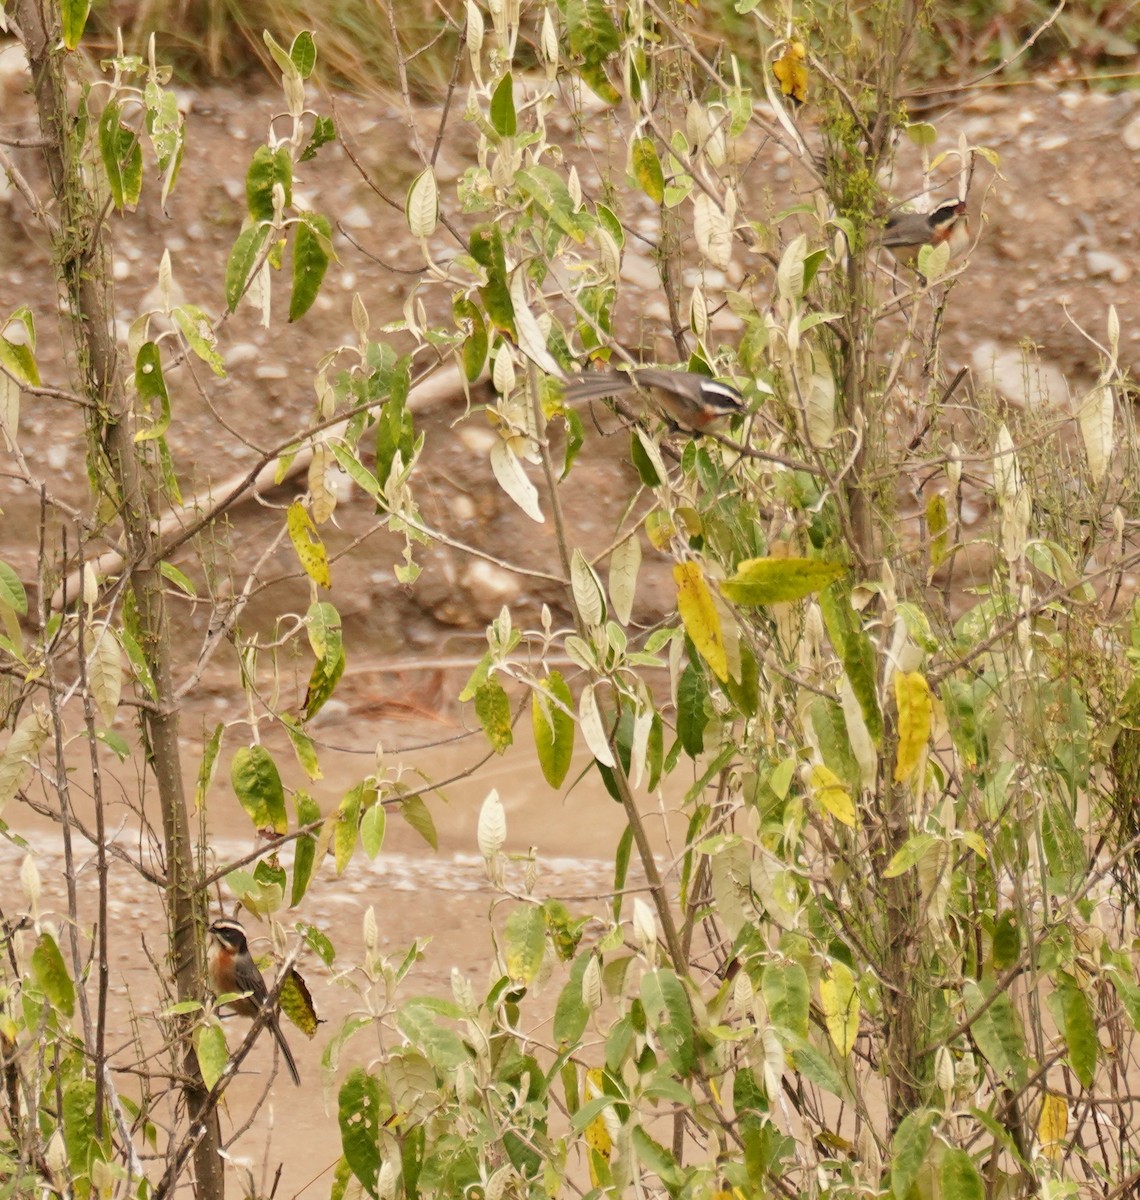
[561,367,746,434]
[881,200,969,264]
[206,917,300,1086]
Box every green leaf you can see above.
[246,144,292,220]
[291,790,321,905]
[225,223,270,312]
[470,223,516,337]
[303,646,345,720]
[335,783,364,875]
[475,678,513,754]
[339,1068,382,1197]
[290,212,333,321]
[281,714,321,781]
[632,1125,685,1188]
[553,954,592,1046]
[532,671,575,788]
[230,744,288,834]
[721,557,845,606]
[505,904,546,983]
[361,801,386,859]
[61,0,92,48]
[642,969,696,1076]
[61,1078,99,1177]
[172,305,225,375]
[99,100,141,211]
[0,562,28,616]
[196,1023,228,1091]
[1049,972,1097,1088]
[31,931,75,1017]
[762,962,809,1040]
[301,115,336,162]
[940,1147,984,1200]
[399,794,438,849]
[676,660,708,759]
[566,0,620,60]
[453,296,488,383]
[964,979,1026,1087]
[490,72,517,137]
[290,30,317,77]
[890,1108,936,1200]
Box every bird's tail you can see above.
[560,372,637,403]
[272,1016,301,1086]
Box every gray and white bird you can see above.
[206,917,300,1086]
[881,199,969,264]
[561,367,746,433]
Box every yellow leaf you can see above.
[819,961,859,1056]
[584,1066,612,1185]
[675,562,730,682]
[1037,1092,1067,1160]
[927,493,949,568]
[772,40,808,104]
[286,499,331,588]
[893,671,932,783]
[810,763,856,828]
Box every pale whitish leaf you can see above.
[0,373,19,451]
[466,0,484,57]
[838,674,877,791]
[308,443,337,524]
[690,285,708,339]
[492,342,517,395]
[582,954,602,1011]
[596,226,621,281]
[1001,488,1031,566]
[571,549,606,626]
[489,440,544,522]
[612,537,638,628]
[1078,383,1113,484]
[509,271,562,378]
[935,1045,955,1094]
[0,707,50,813]
[283,71,304,119]
[1108,305,1120,361]
[451,967,476,1013]
[20,853,41,914]
[81,563,98,606]
[692,193,731,270]
[86,625,123,725]
[761,1026,785,1098]
[567,165,581,208]
[578,683,615,766]
[352,293,369,341]
[477,788,506,860]
[632,897,656,955]
[732,967,754,1016]
[249,259,271,329]
[158,249,173,314]
[377,1161,398,1200]
[363,905,378,953]
[992,425,1021,503]
[540,7,557,66]
[406,167,439,240]
[634,425,667,482]
[485,1166,512,1200]
[917,241,950,282]
[629,694,653,789]
[805,359,836,447]
[777,234,807,302]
